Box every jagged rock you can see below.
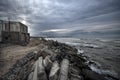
[70,74,83,80]
[69,64,83,80]
[39,51,50,59]
[43,55,53,74]
[69,65,81,76]
[59,59,69,80]
[27,72,33,80]
[49,61,59,80]
[37,57,48,80]
[16,61,34,80]
[1,52,36,80]
[32,61,38,80]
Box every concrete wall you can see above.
[2,31,19,43]
[0,20,29,43]
[2,22,21,32]
[0,25,1,41]
[2,31,30,44]
[9,22,21,32]
[0,20,3,41]
[20,23,28,33]
[0,21,28,33]
[19,33,30,43]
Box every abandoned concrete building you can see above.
[0,20,30,44]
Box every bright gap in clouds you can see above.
[21,20,27,25]
[43,29,73,33]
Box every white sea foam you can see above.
[82,43,99,48]
[90,64,118,78]
[77,49,84,54]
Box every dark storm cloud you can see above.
[0,0,120,37]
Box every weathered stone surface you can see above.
[70,74,83,80]
[43,55,52,72]
[37,57,48,80]
[27,72,33,80]
[59,59,69,80]
[49,61,59,80]
[32,61,38,80]
[69,65,81,76]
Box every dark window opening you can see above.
[5,37,8,40]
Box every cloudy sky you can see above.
[0,0,120,37]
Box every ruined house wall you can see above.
[0,21,2,41]
[0,21,21,42]
[1,21,27,33]
[0,20,4,41]
[2,31,30,44]
[2,31,20,43]
[20,23,28,33]
[9,22,21,32]
[0,20,30,44]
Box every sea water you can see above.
[45,38,120,79]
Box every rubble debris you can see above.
[37,57,47,80]
[59,59,69,80]
[43,55,52,73]
[27,72,33,80]
[70,74,83,80]
[0,39,119,80]
[32,61,38,80]
[1,52,36,80]
[49,61,59,80]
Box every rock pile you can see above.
[1,39,119,80]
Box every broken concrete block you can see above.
[59,59,69,80]
[28,72,33,80]
[70,66,80,75]
[70,74,83,80]
[49,61,59,80]
[32,61,38,80]
[37,57,48,80]
[43,55,52,73]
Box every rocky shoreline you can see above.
[0,38,119,80]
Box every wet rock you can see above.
[82,69,108,80]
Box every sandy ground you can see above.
[0,38,44,77]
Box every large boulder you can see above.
[49,61,59,80]
[59,59,69,80]
[37,57,48,80]
[43,55,52,73]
